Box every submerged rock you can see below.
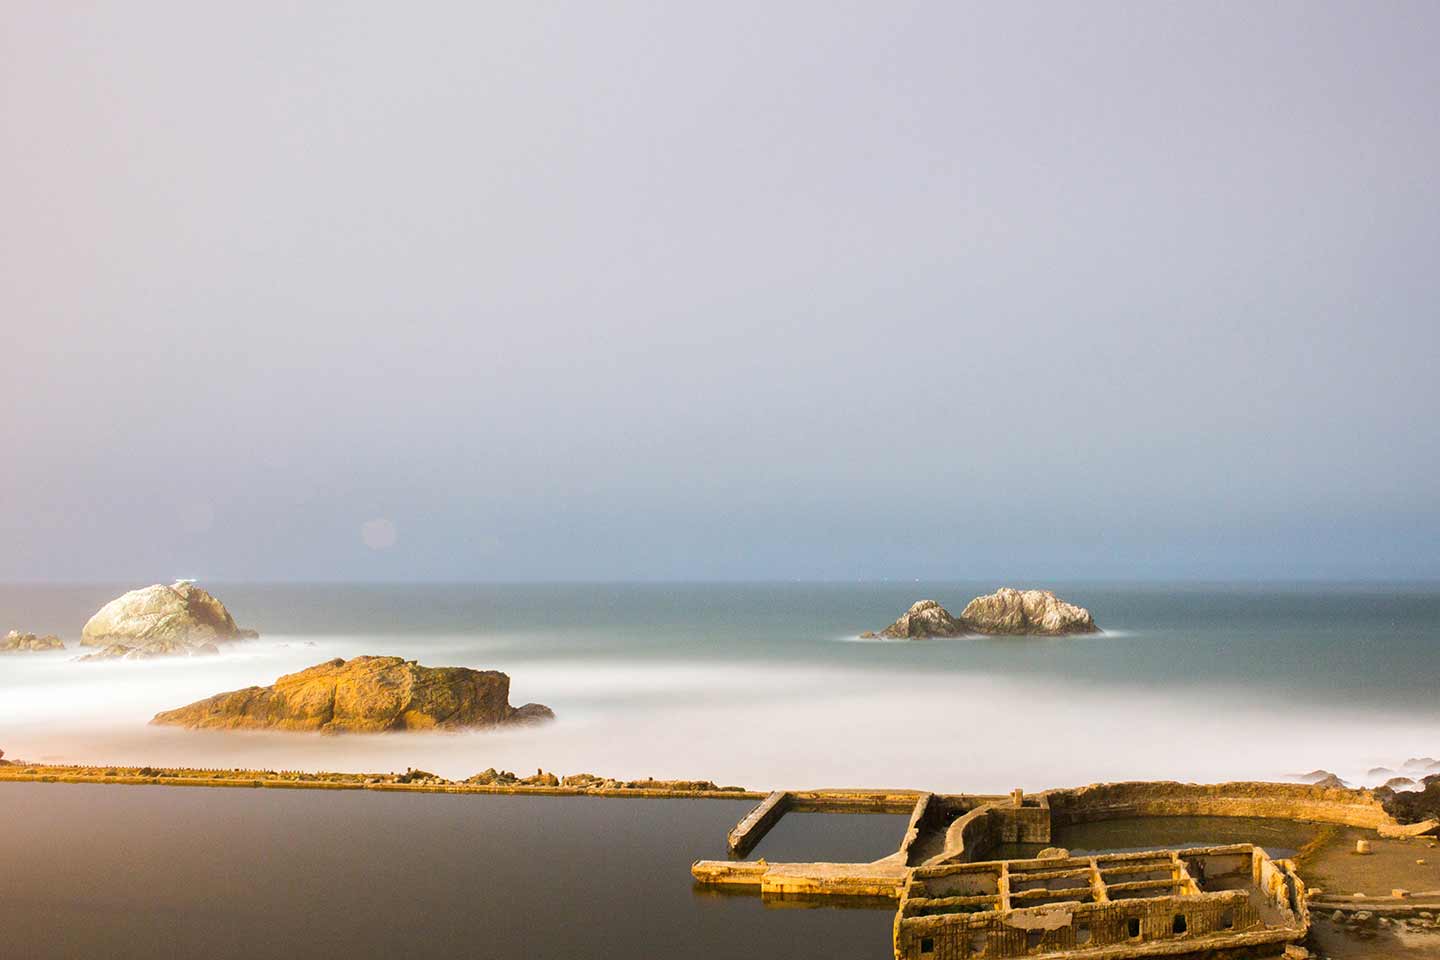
[80,582,257,655]
[865,600,967,639]
[78,638,221,661]
[150,655,554,733]
[1,630,65,653]
[959,588,1098,635]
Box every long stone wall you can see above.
[1044,780,1395,830]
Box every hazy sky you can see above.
[3,2,1438,582]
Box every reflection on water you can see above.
[0,783,894,960]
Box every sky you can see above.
[2,1,1438,582]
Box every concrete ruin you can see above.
[893,845,1306,959]
[691,780,1408,958]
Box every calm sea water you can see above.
[2,582,1437,791]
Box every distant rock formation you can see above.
[1310,774,1348,789]
[79,581,256,660]
[1,630,64,653]
[1377,773,1440,826]
[863,588,1099,639]
[150,655,554,733]
[959,588,1098,635]
[863,600,967,639]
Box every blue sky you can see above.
[2,1,1437,581]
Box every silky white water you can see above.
[2,582,1437,792]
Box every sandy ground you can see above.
[1308,914,1440,959]
[1299,827,1440,896]
[1300,827,1440,958]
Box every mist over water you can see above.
[2,583,1437,792]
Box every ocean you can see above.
[2,582,1437,791]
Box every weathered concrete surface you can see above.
[1045,781,1395,830]
[1377,818,1439,838]
[728,791,790,855]
[690,859,910,898]
[151,656,553,733]
[894,845,1308,959]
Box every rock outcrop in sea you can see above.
[863,588,1099,639]
[863,600,967,639]
[1377,773,1440,826]
[1,630,65,653]
[958,587,1099,635]
[78,581,257,660]
[150,655,554,733]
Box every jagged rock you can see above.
[959,588,1099,635]
[521,769,559,787]
[866,600,967,639]
[81,582,257,653]
[1377,773,1440,826]
[561,772,604,788]
[150,656,553,733]
[1,630,64,653]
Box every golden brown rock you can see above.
[958,587,1098,635]
[869,600,967,639]
[1,630,65,653]
[150,656,554,733]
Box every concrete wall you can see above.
[1044,781,1394,830]
[896,889,1271,959]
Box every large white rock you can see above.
[80,582,257,651]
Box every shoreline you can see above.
[0,762,767,800]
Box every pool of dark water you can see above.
[741,812,910,863]
[0,783,894,959]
